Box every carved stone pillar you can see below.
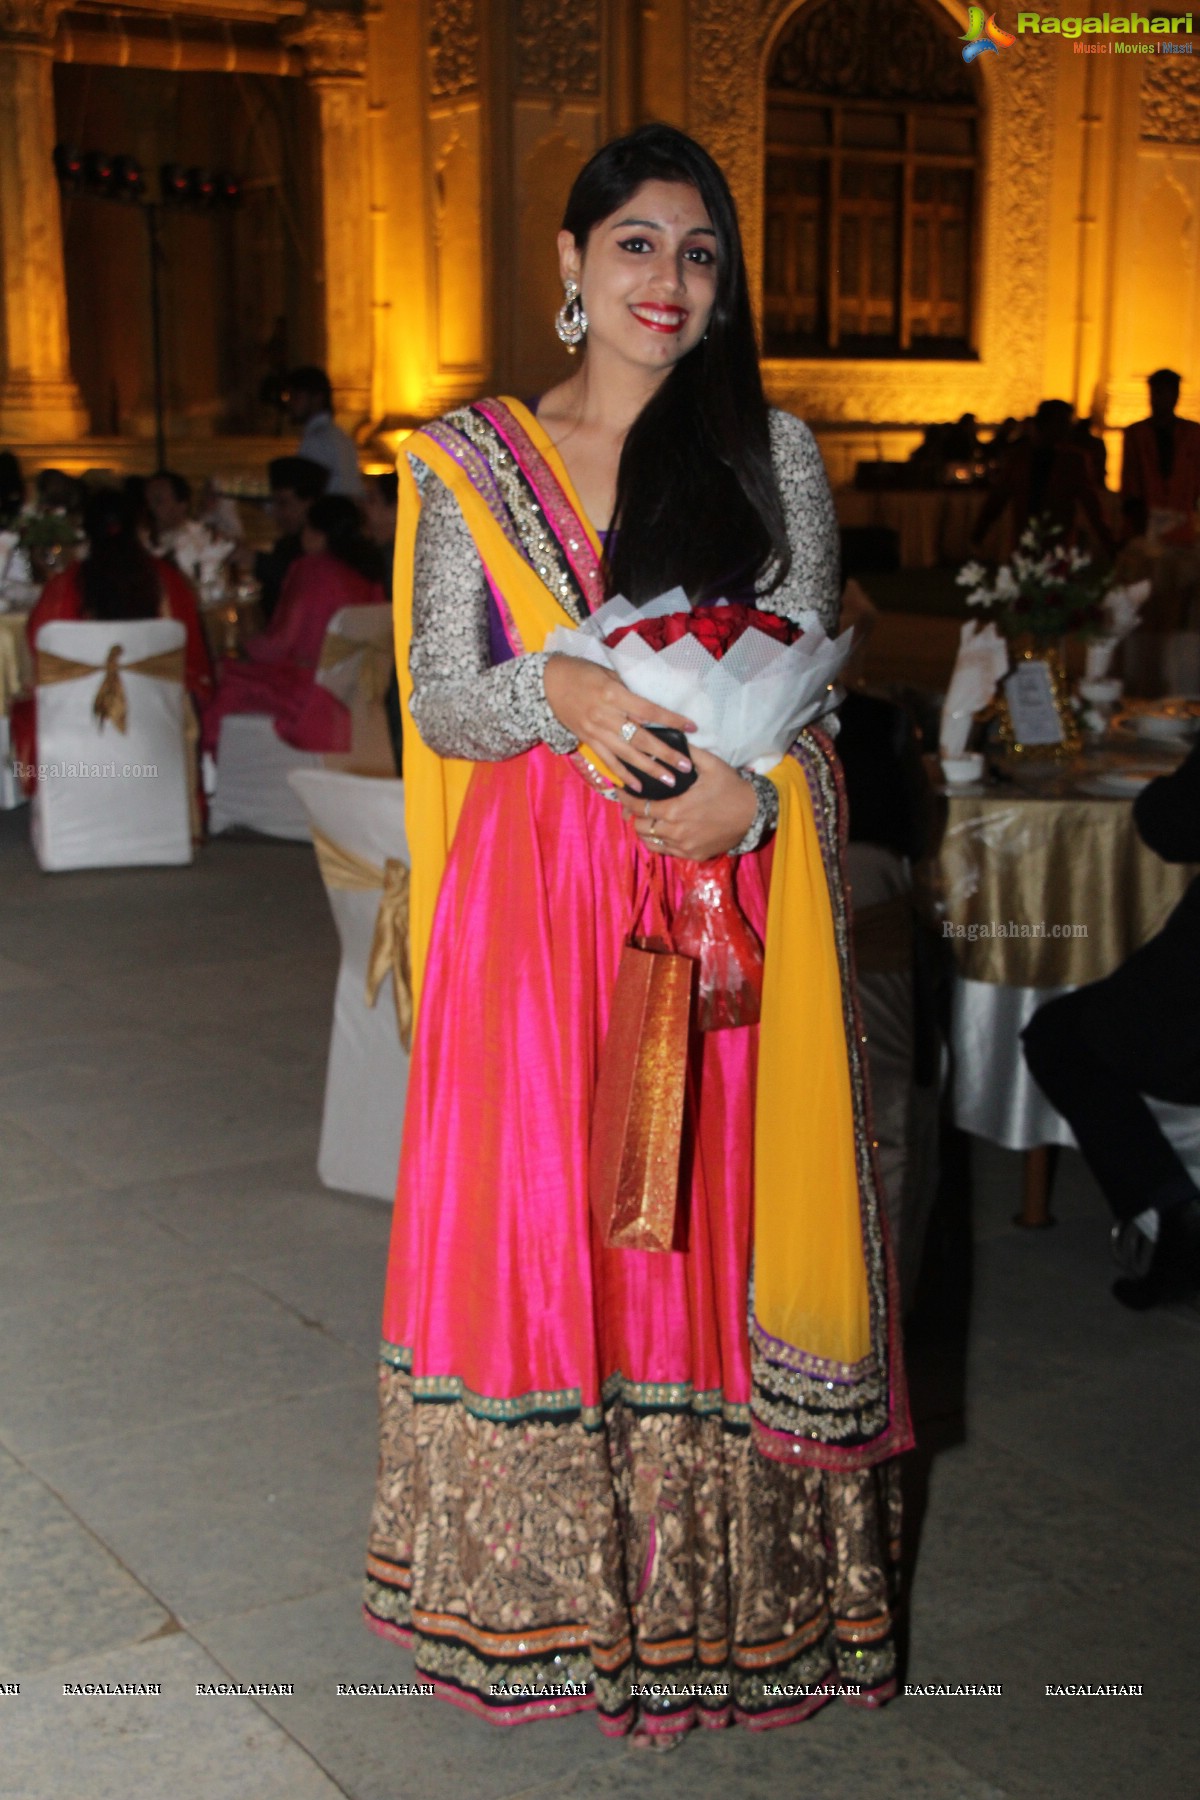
[288,8,372,424]
[0,0,88,439]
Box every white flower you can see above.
[965,587,993,609]
[993,565,1019,600]
[956,560,988,589]
[1067,545,1091,572]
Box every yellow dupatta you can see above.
[394,399,870,1373]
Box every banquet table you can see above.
[935,742,1200,1221]
[835,486,1011,568]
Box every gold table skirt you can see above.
[938,765,1198,988]
[0,612,32,717]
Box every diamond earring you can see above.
[555,278,588,351]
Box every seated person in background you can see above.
[1022,740,1200,1310]
[36,467,81,514]
[145,469,210,574]
[236,455,328,623]
[362,471,398,595]
[197,478,244,545]
[12,487,213,780]
[971,399,1115,557]
[202,493,387,759]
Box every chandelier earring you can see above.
[555,277,588,351]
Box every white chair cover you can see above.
[289,768,409,1201]
[210,604,394,841]
[951,974,1200,1179]
[208,716,320,841]
[32,619,192,871]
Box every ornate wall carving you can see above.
[0,0,62,46]
[691,0,1059,429]
[515,0,599,96]
[286,9,367,80]
[769,0,973,103]
[1141,55,1200,145]
[429,0,479,99]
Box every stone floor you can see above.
[1,809,1197,1800]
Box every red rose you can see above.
[605,603,801,662]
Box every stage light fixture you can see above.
[160,162,189,204]
[112,155,146,201]
[186,166,216,206]
[83,150,115,196]
[52,143,83,192]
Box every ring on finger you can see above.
[620,719,638,743]
[650,832,666,852]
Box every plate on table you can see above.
[1112,698,1200,746]
[1076,764,1178,798]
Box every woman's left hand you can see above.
[619,745,757,860]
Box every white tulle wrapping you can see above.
[543,588,855,773]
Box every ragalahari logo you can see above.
[961,7,1016,60]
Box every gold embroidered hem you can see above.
[363,1363,900,1733]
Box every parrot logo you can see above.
[960,7,1015,61]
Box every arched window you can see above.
[764,0,981,360]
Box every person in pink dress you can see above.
[363,124,910,1748]
[201,493,386,758]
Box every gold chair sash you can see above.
[318,632,394,703]
[310,825,413,1050]
[36,643,186,735]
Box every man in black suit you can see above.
[1022,740,1200,1308]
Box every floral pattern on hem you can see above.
[364,1361,900,1735]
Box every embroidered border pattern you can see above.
[450,405,593,623]
[380,1340,751,1429]
[476,400,606,614]
[362,1566,893,1730]
[747,728,911,1466]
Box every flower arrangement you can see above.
[956,516,1110,642]
[605,602,802,660]
[545,589,854,1028]
[17,507,81,561]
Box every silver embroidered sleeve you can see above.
[727,412,837,851]
[728,770,779,856]
[408,466,579,761]
[757,410,841,633]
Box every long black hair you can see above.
[306,494,386,584]
[79,488,162,623]
[561,123,790,604]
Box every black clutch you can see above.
[621,724,698,803]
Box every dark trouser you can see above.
[1022,952,1200,1226]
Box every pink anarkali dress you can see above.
[364,397,910,1739]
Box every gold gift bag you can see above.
[590,870,694,1252]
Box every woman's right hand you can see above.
[543,654,696,795]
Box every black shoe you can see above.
[1112,1197,1200,1311]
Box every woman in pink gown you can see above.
[365,125,910,1745]
[201,493,386,757]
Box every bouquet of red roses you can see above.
[545,588,854,1029]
